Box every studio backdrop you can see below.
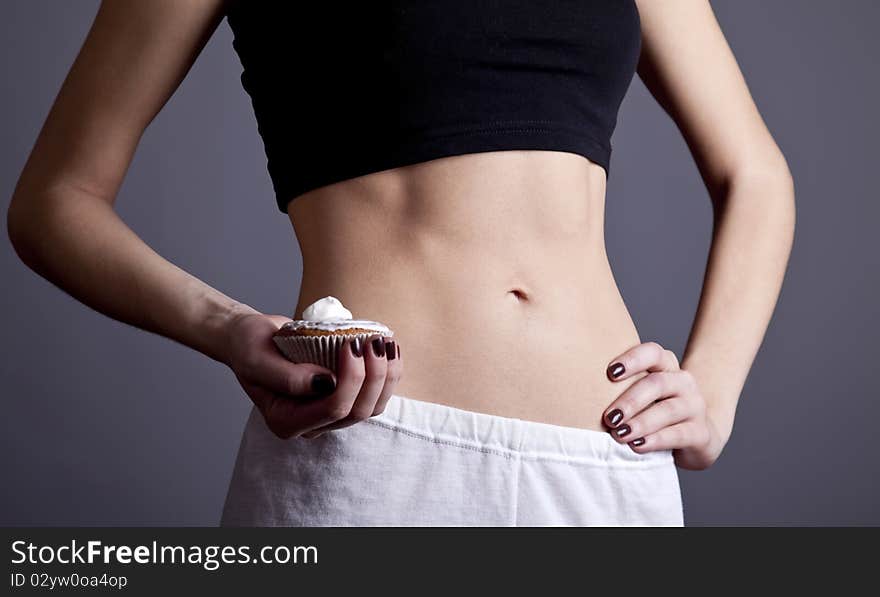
[1,1,878,525]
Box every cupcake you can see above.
[272,296,393,373]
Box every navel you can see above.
[507,288,530,303]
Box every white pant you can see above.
[221,394,685,526]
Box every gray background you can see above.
[2,1,877,526]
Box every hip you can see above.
[222,394,684,527]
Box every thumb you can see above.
[255,350,336,398]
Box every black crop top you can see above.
[225,1,642,213]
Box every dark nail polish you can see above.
[613,424,631,438]
[350,337,363,357]
[630,437,646,447]
[311,374,336,396]
[607,362,625,379]
[371,337,386,357]
[386,340,397,360]
[606,408,624,426]
[397,344,401,359]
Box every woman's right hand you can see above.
[223,310,402,440]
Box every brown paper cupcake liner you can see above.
[272,332,382,373]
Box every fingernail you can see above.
[630,437,645,447]
[311,374,336,396]
[385,340,397,360]
[397,344,401,358]
[607,362,625,379]
[350,337,363,357]
[606,408,624,426]
[613,424,631,438]
[371,337,386,357]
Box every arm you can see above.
[6,0,249,364]
[6,0,403,439]
[601,0,795,470]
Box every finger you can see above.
[372,337,401,416]
[300,336,368,438]
[250,385,341,439]
[607,395,691,445]
[304,335,388,436]
[606,341,680,381]
[253,348,337,399]
[243,380,276,418]
[264,391,345,438]
[602,370,690,429]
[268,347,365,437]
[266,336,368,438]
[303,336,402,437]
[627,420,711,453]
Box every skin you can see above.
[7,0,794,471]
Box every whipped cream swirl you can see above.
[281,296,392,335]
[302,296,353,321]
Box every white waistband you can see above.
[366,394,674,468]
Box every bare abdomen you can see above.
[287,150,643,431]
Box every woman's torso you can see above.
[289,150,644,432]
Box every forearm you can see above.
[681,169,795,446]
[7,182,260,365]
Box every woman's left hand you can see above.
[602,341,724,470]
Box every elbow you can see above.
[765,150,795,217]
[746,147,794,201]
[726,147,795,204]
[754,149,796,233]
[7,193,31,265]
[766,151,796,243]
[757,145,794,189]
[777,154,796,241]
[716,148,796,237]
[7,190,46,272]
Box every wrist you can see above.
[680,358,738,458]
[191,295,261,366]
[701,404,734,464]
[707,402,735,445]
